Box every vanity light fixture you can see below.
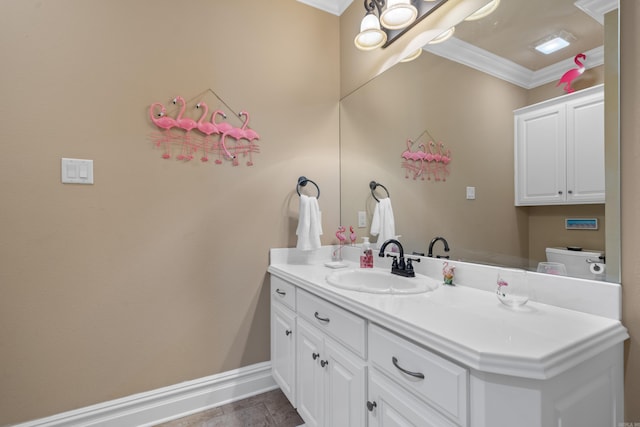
[355,0,450,51]
[464,0,500,21]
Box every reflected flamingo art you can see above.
[557,53,586,94]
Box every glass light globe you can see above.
[380,0,418,30]
[355,13,387,50]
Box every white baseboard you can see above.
[14,361,277,427]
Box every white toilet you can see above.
[545,247,605,279]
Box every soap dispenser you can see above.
[361,237,373,268]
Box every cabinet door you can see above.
[324,338,366,427]
[271,302,296,406]
[296,318,324,427]
[515,104,566,205]
[368,371,457,427]
[566,91,605,203]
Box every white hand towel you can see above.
[370,197,395,249]
[296,195,323,251]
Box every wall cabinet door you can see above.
[271,302,296,406]
[296,317,366,427]
[515,104,567,205]
[565,91,605,203]
[514,85,604,206]
[367,371,457,427]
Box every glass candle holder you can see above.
[496,268,529,307]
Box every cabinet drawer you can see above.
[271,276,296,311]
[297,289,366,358]
[369,324,468,426]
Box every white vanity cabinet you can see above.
[514,84,605,206]
[295,288,367,427]
[270,276,297,405]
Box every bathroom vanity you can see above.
[269,246,627,427]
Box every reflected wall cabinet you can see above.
[514,84,605,206]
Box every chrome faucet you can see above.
[428,236,450,258]
[378,239,420,277]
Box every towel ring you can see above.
[297,176,320,199]
[369,181,390,202]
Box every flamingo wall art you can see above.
[557,53,586,94]
[400,129,452,182]
[148,90,261,167]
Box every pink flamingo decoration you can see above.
[349,226,357,246]
[401,139,426,179]
[557,53,586,94]
[195,102,221,162]
[235,111,261,166]
[336,226,347,244]
[173,96,198,160]
[209,111,233,164]
[149,102,177,159]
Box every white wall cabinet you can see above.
[515,85,605,206]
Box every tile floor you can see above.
[153,388,304,427]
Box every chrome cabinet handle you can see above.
[321,360,329,368]
[276,289,286,296]
[314,312,330,323]
[392,356,425,380]
[312,352,320,360]
[285,329,292,336]
[367,401,377,411]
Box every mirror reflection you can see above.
[340,0,619,282]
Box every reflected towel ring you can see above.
[369,181,390,202]
[297,176,320,199]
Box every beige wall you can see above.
[0,1,340,424]
[621,0,640,421]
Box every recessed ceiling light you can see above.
[533,30,575,55]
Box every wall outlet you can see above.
[358,211,367,228]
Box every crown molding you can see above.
[424,37,604,89]
[296,0,353,16]
[574,0,619,25]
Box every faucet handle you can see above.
[406,257,420,272]
[386,254,398,268]
[436,255,450,259]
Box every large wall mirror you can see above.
[340,0,620,282]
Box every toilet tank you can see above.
[545,247,604,279]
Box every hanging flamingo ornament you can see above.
[557,53,586,94]
[173,96,198,160]
[149,102,177,159]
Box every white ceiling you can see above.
[296,0,618,89]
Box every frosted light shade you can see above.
[380,0,418,30]
[534,36,570,54]
[428,26,455,44]
[400,48,422,62]
[465,0,500,21]
[355,13,387,50]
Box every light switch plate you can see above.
[62,158,93,184]
[466,186,476,200]
[358,211,367,228]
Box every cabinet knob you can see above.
[285,329,292,336]
[367,401,377,411]
[321,360,329,368]
[312,352,320,360]
[558,190,563,195]
[568,190,573,194]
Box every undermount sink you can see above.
[326,268,440,294]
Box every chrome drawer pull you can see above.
[314,312,330,323]
[392,356,425,380]
[275,289,286,296]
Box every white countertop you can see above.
[268,247,628,380]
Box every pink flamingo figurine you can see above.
[349,226,357,246]
[556,53,586,94]
[336,226,347,244]
[210,111,233,164]
[173,96,198,160]
[149,102,177,159]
